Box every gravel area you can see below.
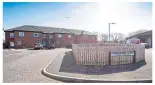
[46,49,152,81]
[3,48,71,83]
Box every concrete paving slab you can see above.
[43,49,152,83]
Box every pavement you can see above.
[43,49,152,83]
[3,48,71,83]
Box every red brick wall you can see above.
[5,31,97,48]
[5,31,14,46]
[74,35,78,44]
[14,31,43,48]
[54,33,75,47]
[42,33,55,46]
[75,35,97,44]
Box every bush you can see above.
[3,43,9,49]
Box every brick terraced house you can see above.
[4,25,97,48]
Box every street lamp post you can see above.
[108,23,116,41]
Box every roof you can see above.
[28,25,72,34]
[5,25,42,32]
[126,30,152,39]
[62,28,96,35]
[4,25,96,35]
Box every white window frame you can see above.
[49,34,53,39]
[17,41,21,45]
[10,33,14,38]
[58,34,62,38]
[42,34,46,39]
[19,32,24,37]
[34,33,39,37]
[68,34,72,38]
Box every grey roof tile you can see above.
[5,25,42,32]
[62,28,96,35]
[4,25,96,35]
[31,25,72,34]
[127,30,152,39]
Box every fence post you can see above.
[133,51,136,63]
[109,52,111,65]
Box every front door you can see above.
[42,40,47,47]
[10,41,14,48]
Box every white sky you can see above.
[3,2,152,40]
[43,2,152,36]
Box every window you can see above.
[78,36,80,39]
[68,35,72,38]
[17,41,21,45]
[34,33,39,37]
[58,34,62,38]
[49,34,53,39]
[42,34,46,39]
[19,32,24,37]
[10,33,14,38]
[92,36,95,40]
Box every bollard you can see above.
[109,52,111,65]
[133,51,136,63]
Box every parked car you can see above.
[46,44,55,49]
[66,44,72,48]
[126,38,140,44]
[34,43,43,50]
[141,43,149,49]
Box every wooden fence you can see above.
[72,43,145,66]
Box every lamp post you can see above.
[108,23,116,41]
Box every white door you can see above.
[10,41,14,47]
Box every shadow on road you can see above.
[59,51,147,75]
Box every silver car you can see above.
[34,43,43,50]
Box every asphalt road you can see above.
[3,48,70,83]
[3,48,152,83]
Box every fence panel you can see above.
[72,43,145,66]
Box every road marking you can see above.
[4,52,23,57]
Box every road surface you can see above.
[3,48,70,83]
